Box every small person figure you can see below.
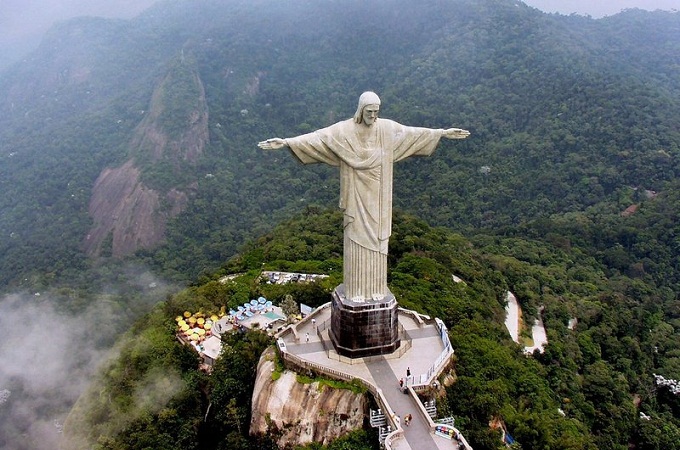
[305,332,310,342]
[312,318,316,329]
[406,367,411,377]
[404,414,412,426]
[399,378,404,389]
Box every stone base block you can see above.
[329,284,400,358]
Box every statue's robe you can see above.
[287,118,444,301]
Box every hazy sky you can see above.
[1,0,678,59]
[0,0,158,68]
[522,0,679,17]
[1,0,158,37]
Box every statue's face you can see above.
[362,104,379,126]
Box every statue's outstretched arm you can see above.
[441,128,470,140]
[258,138,288,150]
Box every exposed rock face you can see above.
[84,62,207,257]
[250,348,368,448]
[84,160,189,257]
[129,69,209,164]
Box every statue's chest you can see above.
[356,131,381,159]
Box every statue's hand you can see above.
[258,138,287,150]
[442,128,470,140]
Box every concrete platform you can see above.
[276,303,471,450]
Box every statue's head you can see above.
[354,91,381,125]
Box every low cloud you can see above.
[0,266,177,449]
[0,0,158,70]
[0,293,105,449]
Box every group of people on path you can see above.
[397,366,413,427]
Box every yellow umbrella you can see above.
[197,317,205,326]
[175,316,183,322]
[210,315,219,322]
[183,311,192,318]
[181,324,190,332]
[190,333,199,341]
[188,317,197,325]
[204,323,212,330]
[198,328,206,336]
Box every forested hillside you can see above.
[1,2,680,447]
[62,209,680,449]
[0,0,678,290]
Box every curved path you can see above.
[280,305,467,449]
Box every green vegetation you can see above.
[0,0,679,449]
[295,430,378,450]
[1,0,679,292]
[295,374,367,396]
[64,209,680,449]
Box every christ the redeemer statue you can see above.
[259,91,469,303]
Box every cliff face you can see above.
[250,348,368,448]
[84,160,189,257]
[128,67,209,164]
[84,61,207,258]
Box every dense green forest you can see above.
[62,209,680,449]
[0,0,679,289]
[1,0,679,448]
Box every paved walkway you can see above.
[366,358,443,449]
[279,305,466,450]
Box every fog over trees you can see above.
[0,0,157,70]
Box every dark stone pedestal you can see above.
[329,284,400,358]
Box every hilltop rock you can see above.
[250,348,368,447]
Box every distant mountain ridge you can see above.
[0,0,678,288]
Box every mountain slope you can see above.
[61,209,680,449]
[85,59,208,258]
[0,0,678,290]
